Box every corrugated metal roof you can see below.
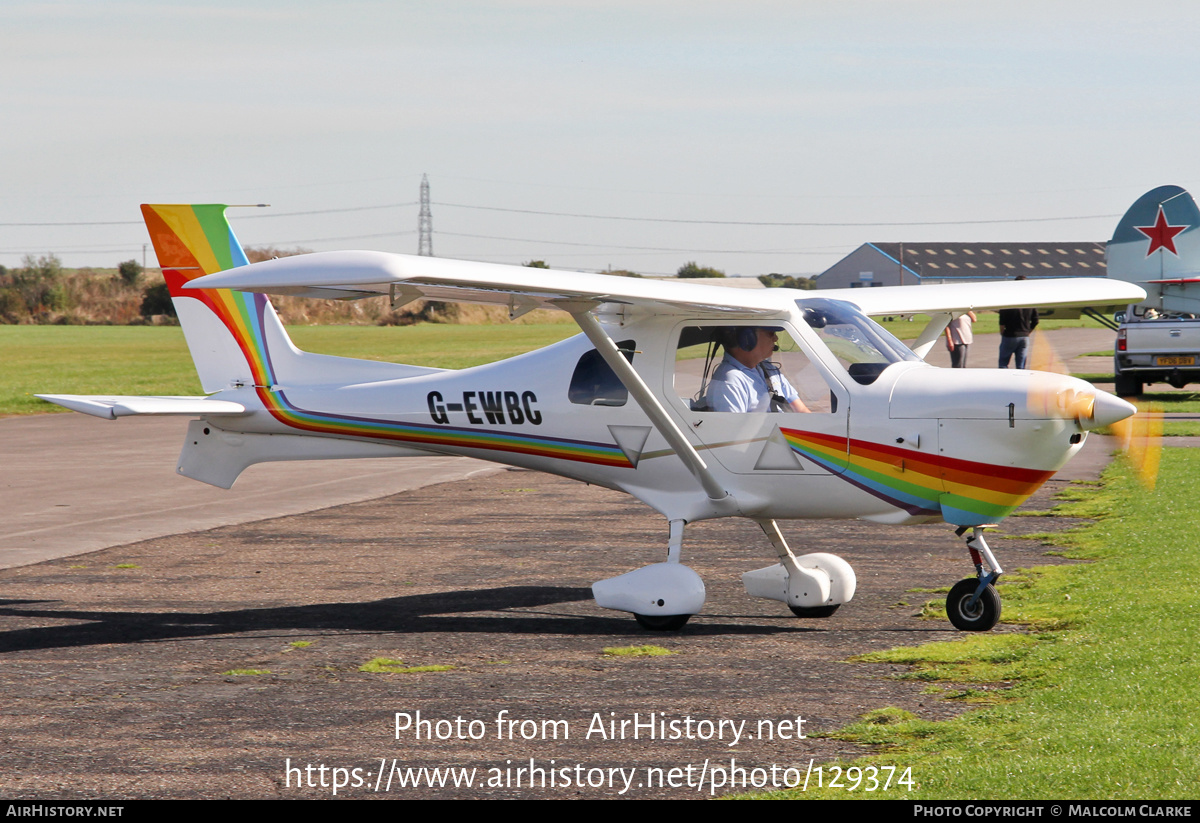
[865,241,1107,280]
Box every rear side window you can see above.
[569,340,635,406]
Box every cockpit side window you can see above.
[568,340,635,406]
[673,325,838,413]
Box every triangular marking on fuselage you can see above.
[608,425,653,468]
[754,426,805,471]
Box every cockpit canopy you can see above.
[797,298,920,384]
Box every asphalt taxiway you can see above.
[0,414,496,569]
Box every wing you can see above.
[185,251,787,319]
[187,250,1146,319]
[818,278,1146,317]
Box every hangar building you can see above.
[815,242,1107,289]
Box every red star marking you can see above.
[1135,206,1188,257]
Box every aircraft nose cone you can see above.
[1087,391,1137,430]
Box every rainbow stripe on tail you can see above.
[142,204,289,394]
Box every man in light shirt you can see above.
[707,327,811,413]
[944,310,977,368]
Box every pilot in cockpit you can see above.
[707,327,812,413]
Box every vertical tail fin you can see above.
[1107,186,1200,311]
[142,204,297,393]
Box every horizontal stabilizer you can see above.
[36,394,246,420]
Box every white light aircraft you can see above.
[39,205,1145,632]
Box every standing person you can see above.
[997,276,1039,369]
[944,310,977,368]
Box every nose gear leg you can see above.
[946,525,1003,631]
[957,524,1003,595]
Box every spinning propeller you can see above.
[1109,407,1163,491]
[1026,330,1161,489]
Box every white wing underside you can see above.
[188,250,1147,319]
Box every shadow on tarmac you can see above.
[0,585,848,652]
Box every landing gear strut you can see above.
[592,519,704,631]
[743,519,856,618]
[947,526,1002,631]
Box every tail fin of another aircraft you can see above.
[1107,186,1200,311]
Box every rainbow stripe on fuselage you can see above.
[781,428,1052,525]
[140,204,632,469]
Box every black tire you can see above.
[634,613,690,631]
[1114,371,1142,398]
[946,578,1001,631]
[788,604,839,618]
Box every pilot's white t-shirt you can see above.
[708,353,799,413]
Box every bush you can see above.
[244,246,311,263]
[0,288,28,322]
[758,273,816,290]
[140,282,176,318]
[117,259,142,287]
[5,254,69,314]
[676,261,725,278]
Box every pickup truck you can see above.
[1114,308,1200,396]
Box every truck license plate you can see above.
[1156,355,1195,366]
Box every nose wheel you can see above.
[946,578,1001,631]
[947,526,1003,632]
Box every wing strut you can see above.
[572,310,729,501]
[910,312,953,360]
[1081,307,1120,331]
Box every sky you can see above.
[4,1,1200,277]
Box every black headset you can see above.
[720,327,759,351]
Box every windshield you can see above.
[796,297,920,384]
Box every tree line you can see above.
[0,254,815,326]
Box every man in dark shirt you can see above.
[997,275,1039,370]
[997,306,1038,368]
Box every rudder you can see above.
[142,204,296,393]
[1107,186,1200,291]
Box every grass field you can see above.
[876,312,1105,341]
[752,451,1200,800]
[0,324,579,416]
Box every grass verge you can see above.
[879,313,1106,341]
[753,449,1200,799]
[1,323,579,416]
[359,657,455,674]
[602,645,676,657]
